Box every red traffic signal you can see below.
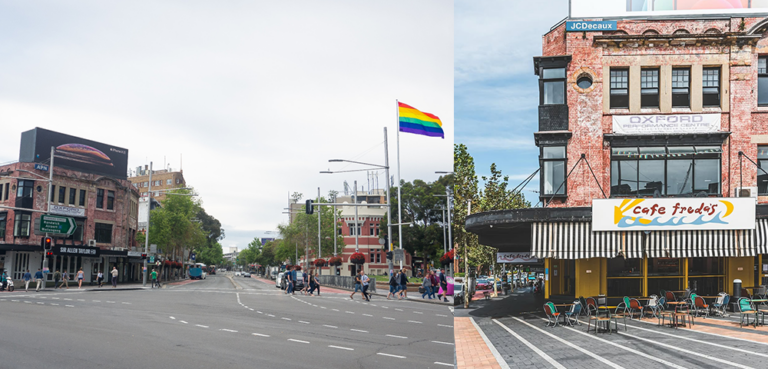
[141,253,147,259]
[42,237,53,250]
[46,251,53,257]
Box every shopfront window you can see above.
[647,258,684,295]
[688,257,725,297]
[610,146,721,197]
[540,68,565,105]
[0,212,6,239]
[759,146,768,195]
[606,258,643,297]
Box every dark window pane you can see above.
[69,188,76,205]
[79,189,86,206]
[760,58,767,74]
[543,81,564,104]
[759,159,768,195]
[59,187,66,203]
[542,146,566,159]
[759,77,768,106]
[95,223,112,243]
[610,69,629,109]
[641,93,659,108]
[694,159,720,194]
[543,161,565,195]
[667,160,694,195]
[672,68,690,107]
[577,77,592,89]
[638,160,665,196]
[107,190,115,210]
[614,160,638,195]
[542,68,565,79]
[96,189,104,209]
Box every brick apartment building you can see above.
[129,165,186,202]
[467,11,768,301]
[0,128,140,285]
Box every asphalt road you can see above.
[0,274,454,369]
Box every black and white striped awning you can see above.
[531,222,644,259]
[755,219,768,254]
[645,230,755,258]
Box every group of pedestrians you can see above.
[284,266,321,296]
[420,268,449,302]
[387,268,410,300]
[350,269,371,301]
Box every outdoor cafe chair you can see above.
[578,296,590,317]
[672,305,694,329]
[587,308,614,334]
[628,298,644,319]
[738,297,757,328]
[711,293,729,317]
[544,302,561,327]
[585,297,598,316]
[616,296,630,315]
[692,296,709,318]
[665,291,677,306]
[564,301,582,326]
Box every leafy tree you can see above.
[291,192,303,203]
[278,197,343,268]
[197,242,224,266]
[256,240,278,267]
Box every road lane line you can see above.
[288,339,309,344]
[434,362,453,367]
[51,303,59,306]
[106,301,115,303]
[122,302,131,304]
[413,311,423,314]
[267,314,275,317]
[170,317,176,320]
[345,311,355,314]
[407,320,422,324]
[299,321,310,324]
[65,305,74,307]
[395,308,403,311]
[249,308,254,311]
[180,321,188,324]
[220,329,238,333]
[329,345,353,351]
[332,309,339,311]
[257,311,262,314]
[502,318,622,369]
[438,324,453,328]
[51,297,59,300]
[24,301,31,303]
[363,313,373,317]
[431,341,454,345]
[377,353,405,359]
[282,317,291,321]
[77,299,85,301]
[350,329,368,333]
[436,314,448,317]
[323,325,338,329]
[252,333,270,337]
[195,324,209,328]
[386,334,408,339]
[383,317,395,320]
[63,298,72,301]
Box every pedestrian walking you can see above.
[97,271,103,288]
[301,269,308,295]
[398,269,409,299]
[429,270,439,299]
[149,269,160,288]
[421,272,431,299]
[34,268,44,292]
[313,271,320,296]
[285,267,294,295]
[361,270,371,301]
[77,268,84,289]
[437,268,448,302]
[387,269,398,300]
[59,270,69,289]
[307,271,317,296]
[53,270,61,289]
[1,271,8,291]
[111,267,118,288]
[23,270,32,292]
[350,270,363,300]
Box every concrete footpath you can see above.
[3,278,201,293]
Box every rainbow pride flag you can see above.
[398,102,444,139]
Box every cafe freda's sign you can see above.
[592,198,755,231]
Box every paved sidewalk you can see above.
[455,317,504,369]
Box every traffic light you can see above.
[46,251,53,257]
[42,237,53,250]
[386,251,393,260]
[305,199,314,214]
[141,253,147,260]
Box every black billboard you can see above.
[19,127,128,180]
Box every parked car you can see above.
[476,278,491,290]
[243,272,251,278]
[275,272,285,288]
[235,271,242,276]
[280,273,304,291]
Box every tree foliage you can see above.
[277,197,343,266]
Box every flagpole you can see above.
[396,99,403,271]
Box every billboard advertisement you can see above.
[20,128,128,179]
[572,0,768,19]
[592,198,756,231]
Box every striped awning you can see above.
[755,219,768,254]
[645,230,756,258]
[531,222,644,259]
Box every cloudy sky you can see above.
[455,0,568,203]
[0,1,453,251]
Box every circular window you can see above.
[37,186,42,192]
[577,76,593,89]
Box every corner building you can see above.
[467,15,768,300]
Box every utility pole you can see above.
[384,128,394,273]
[317,187,321,275]
[354,180,359,276]
[333,191,337,276]
[446,185,454,276]
[42,146,55,287]
[143,162,152,287]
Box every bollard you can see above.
[733,279,742,312]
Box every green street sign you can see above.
[39,215,76,236]
[149,255,155,263]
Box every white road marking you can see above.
[627,322,768,359]
[51,297,59,300]
[77,299,85,301]
[24,301,31,304]
[431,341,454,345]
[65,305,74,307]
[438,324,453,328]
[267,314,275,317]
[220,329,238,333]
[282,317,292,321]
[345,311,355,314]
[320,307,326,309]
[329,345,354,351]
[363,314,373,317]
[249,308,254,311]
[93,300,100,302]
[413,311,423,314]
[51,303,59,306]
[383,317,395,320]
[377,353,405,359]
[350,329,368,333]
[36,302,44,305]
[370,304,376,306]
[288,339,309,344]
[332,309,339,311]
[122,302,131,304]
[195,324,209,328]
[386,334,408,339]
[436,314,448,317]
[106,301,115,303]
[407,320,422,324]
[299,321,310,324]
[252,333,270,337]
[257,311,262,314]
[395,308,403,311]
[434,362,453,367]
[63,298,72,301]
[11,300,19,302]
[381,306,388,309]
[170,316,176,320]
[180,321,188,324]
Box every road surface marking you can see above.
[267,314,275,317]
[195,324,209,328]
[345,311,355,314]
[407,320,422,324]
[332,309,339,311]
[11,300,19,302]
[249,308,254,311]
[77,299,85,301]
[180,321,188,324]
[383,317,395,320]
[51,297,59,300]
[436,314,448,317]
[106,301,115,303]
[320,307,327,309]
[122,302,131,304]
[386,334,408,339]
[170,316,176,320]
[63,298,72,301]
[350,329,368,333]
[434,362,453,367]
[431,341,454,345]
[282,317,292,321]
[413,311,423,314]
[363,314,373,317]
[288,339,309,344]
[65,305,74,307]
[24,301,31,303]
[381,306,388,308]
[370,304,376,306]
[252,333,270,337]
[93,300,100,302]
[220,329,238,333]
[329,345,353,351]
[36,302,44,304]
[395,308,403,311]
[323,325,338,329]
[299,321,310,324]
[438,324,453,328]
[377,353,405,359]
[51,303,59,306]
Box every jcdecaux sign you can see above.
[593,198,756,231]
[565,21,617,32]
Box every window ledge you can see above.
[701,107,723,113]
[671,108,692,113]
[609,108,630,114]
[639,108,662,113]
[540,194,567,199]
[755,106,768,112]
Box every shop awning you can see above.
[646,230,755,258]
[531,222,644,259]
[754,219,768,254]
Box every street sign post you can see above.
[149,256,155,263]
[39,215,76,236]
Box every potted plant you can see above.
[328,257,342,266]
[440,249,454,266]
[350,252,366,265]
[314,258,327,267]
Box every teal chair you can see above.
[739,297,757,328]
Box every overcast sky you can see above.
[0,1,453,251]
[455,0,568,203]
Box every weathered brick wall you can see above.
[539,17,768,207]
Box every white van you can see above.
[275,272,285,288]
